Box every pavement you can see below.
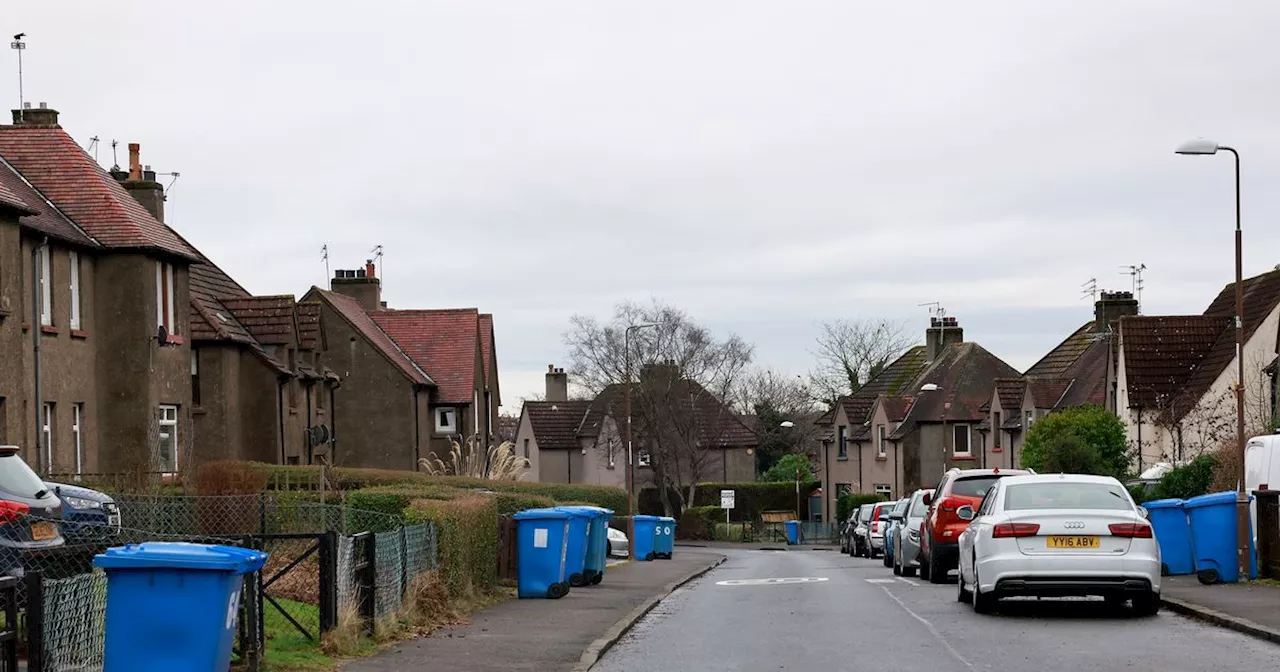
[1161,575,1280,644]
[341,549,725,671]
[676,540,840,551]
[592,549,1280,672]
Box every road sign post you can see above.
[721,489,735,524]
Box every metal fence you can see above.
[15,495,438,672]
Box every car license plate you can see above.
[1047,535,1099,549]
[30,522,56,541]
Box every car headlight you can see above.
[908,530,919,541]
[61,496,102,510]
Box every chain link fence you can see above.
[12,495,438,672]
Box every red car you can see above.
[918,467,1033,583]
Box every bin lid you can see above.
[1141,498,1185,510]
[659,516,676,523]
[1184,491,1252,509]
[632,515,663,522]
[555,506,612,518]
[513,508,573,521]
[93,542,268,573]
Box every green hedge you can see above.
[406,496,500,597]
[837,493,885,524]
[678,506,723,540]
[639,481,821,519]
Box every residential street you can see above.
[593,548,1280,672]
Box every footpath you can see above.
[342,549,726,672]
[1162,576,1280,644]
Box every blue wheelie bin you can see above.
[1185,491,1257,584]
[558,506,613,584]
[785,520,801,545]
[656,516,677,559]
[513,508,574,598]
[633,515,662,561]
[92,542,268,672]
[1143,498,1195,576]
[557,506,595,587]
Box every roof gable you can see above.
[369,309,481,405]
[525,401,593,450]
[222,295,299,346]
[0,157,99,248]
[1025,322,1098,378]
[890,342,1020,439]
[822,346,930,426]
[306,289,432,386]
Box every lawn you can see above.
[257,598,357,671]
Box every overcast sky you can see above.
[9,2,1280,409]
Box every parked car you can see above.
[840,511,858,554]
[920,467,1034,583]
[851,504,876,557]
[956,473,1160,616]
[866,500,895,559]
[46,481,121,544]
[882,498,909,568]
[0,446,65,577]
[893,488,932,577]
[607,527,629,558]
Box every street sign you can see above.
[721,490,735,509]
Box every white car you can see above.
[607,527,630,558]
[955,473,1160,616]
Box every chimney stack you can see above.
[117,143,166,223]
[330,265,382,312]
[925,316,963,361]
[545,365,569,402]
[10,102,59,127]
[1094,291,1139,333]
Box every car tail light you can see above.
[992,522,1040,538]
[0,500,30,525]
[940,497,961,513]
[872,521,879,533]
[1109,523,1153,538]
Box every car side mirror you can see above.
[956,505,976,521]
[1137,506,1149,519]
[922,492,933,506]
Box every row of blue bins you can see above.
[512,509,675,599]
[1146,491,1257,584]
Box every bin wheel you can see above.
[1160,563,1170,577]
[1197,568,1220,585]
[569,572,585,587]
[591,573,603,585]
[548,582,569,599]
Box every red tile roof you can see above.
[310,290,433,386]
[0,126,196,259]
[1119,315,1229,411]
[993,378,1026,411]
[525,401,594,450]
[0,157,96,247]
[369,309,480,405]
[0,165,35,215]
[297,303,322,351]
[479,313,499,405]
[222,296,298,346]
[882,396,914,422]
[1027,379,1074,409]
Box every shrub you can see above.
[760,454,816,483]
[836,493,883,524]
[192,460,268,495]
[1021,405,1128,479]
[489,492,557,517]
[1155,454,1217,500]
[407,497,500,598]
[678,506,722,540]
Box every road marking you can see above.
[865,578,897,584]
[877,585,974,670]
[715,577,829,586]
[897,577,922,586]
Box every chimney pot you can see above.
[128,143,142,180]
[545,365,569,402]
[38,102,46,109]
[22,102,30,109]
[356,268,366,278]
[365,260,376,278]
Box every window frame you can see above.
[523,438,530,459]
[877,424,887,457]
[837,425,847,459]
[191,349,201,406]
[435,407,457,434]
[874,483,892,498]
[39,245,52,326]
[156,261,176,334]
[952,423,972,457]
[993,411,1002,447]
[157,404,179,473]
[68,251,80,330]
[41,402,53,471]
[637,450,651,468]
[72,403,83,475]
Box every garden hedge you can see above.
[406,496,499,598]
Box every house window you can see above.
[191,350,201,406]
[606,439,617,469]
[41,402,53,471]
[68,251,81,330]
[72,403,83,475]
[993,412,1002,447]
[436,408,457,434]
[874,483,892,498]
[38,245,51,326]
[877,425,887,457]
[953,424,972,456]
[474,392,481,435]
[157,405,179,473]
[637,451,651,467]
[1025,410,1034,429]
[837,425,847,459]
[523,438,530,459]
[155,261,175,334]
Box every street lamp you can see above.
[920,383,945,478]
[1177,138,1248,581]
[624,323,658,560]
[778,421,802,517]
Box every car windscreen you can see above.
[890,499,909,516]
[907,490,928,516]
[950,476,1003,498]
[1004,482,1133,511]
[858,506,874,522]
[0,453,51,498]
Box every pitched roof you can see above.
[890,342,1020,440]
[994,378,1026,412]
[576,380,757,447]
[479,314,495,382]
[297,303,322,351]
[821,346,930,426]
[0,125,196,259]
[1027,378,1074,409]
[310,289,433,386]
[368,308,480,405]
[525,401,594,450]
[1119,315,1229,411]
[1025,322,1097,378]
[0,157,96,247]
[188,260,255,344]
[1055,338,1112,408]
[222,296,298,346]
[882,396,914,422]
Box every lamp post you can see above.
[920,383,944,479]
[1176,138,1248,582]
[624,323,658,560]
[779,421,799,516]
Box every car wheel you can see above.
[928,550,947,584]
[919,551,931,581]
[1132,592,1160,617]
[1104,594,1127,610]
[892,555,903,576]
[956,563,972,603]
[971,558,996,614]
[608,541,614,557]
[902,564,917,578]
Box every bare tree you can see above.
[809,319,916,407]
[734,368,824,465]
[565,299,754,513]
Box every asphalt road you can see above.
[592,547,1280,672]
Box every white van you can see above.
[1244,434,1280,535]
